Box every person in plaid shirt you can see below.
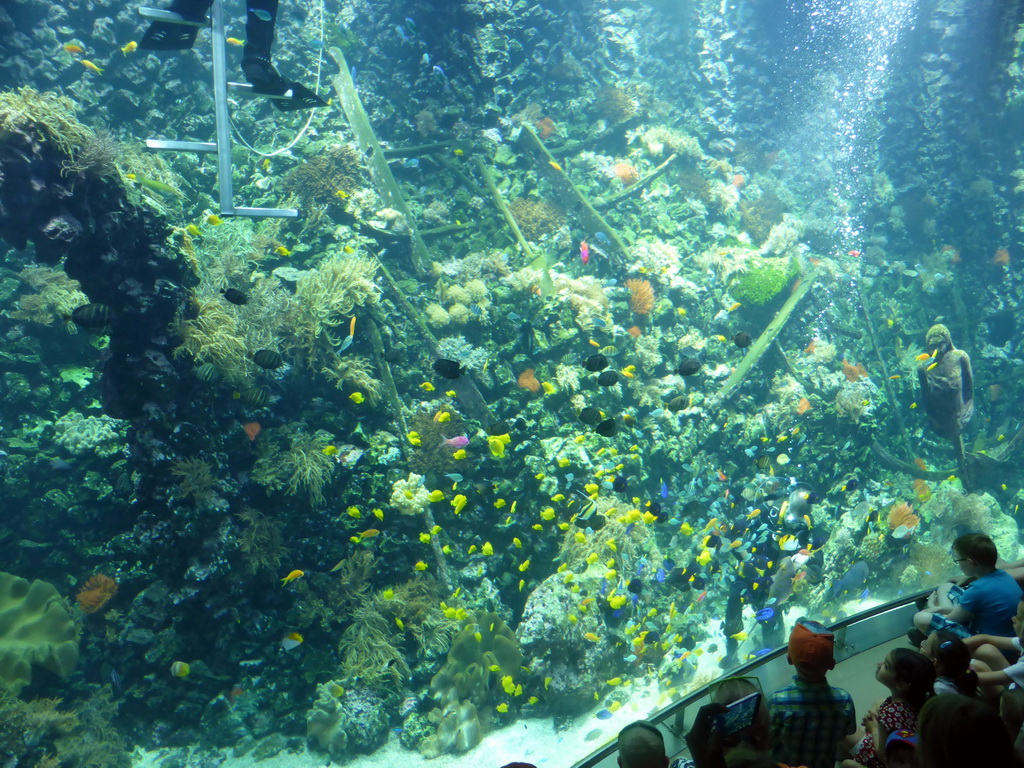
[768,619,856,768]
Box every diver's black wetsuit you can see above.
[140,0,324,110]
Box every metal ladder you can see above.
[138,0,298,218]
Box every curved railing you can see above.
[570,590,929,768]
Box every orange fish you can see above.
[64,44,84,54]
[716,468,727,482]
[280,569,305,585]
[359,528,381,539]
[243,422,261,441]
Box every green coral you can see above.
[428,611,521,709]
[0,87,92,159]
[0,572,80,695]
[728,254,800,306]
[52,412,125,458]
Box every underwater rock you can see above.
[53,410,126,457]
[419,700,482,758]
[306,682,391,760]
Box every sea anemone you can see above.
[888,501,920,537]
[76,574,118,613]
[624,279,654,315]
[517,368,541,393]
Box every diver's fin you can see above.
[271,82,328,112]
[138,10,207,51]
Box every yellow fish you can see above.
[414,561,428,571]
[518,558,530,572]
[80,60,104,75]
[915,352,933,361]
[274,245,291,256]
[549,160,563,171]
[513,537,523,548]
[281,631,304,650]
[482,542,494,556]
[280,569,304,585]
[728,302,742,311]
[428,490,444,502]
[346,506,362,518]
[584,632,600,643]
[349,392,365,403]
[454,148,464,157]
[334,190,350,200]
[206,214,224,226]
[488,436,506,457]
[730,631,748,641]
[606,677,622,686]
[64,44,85,54]
[407,431,422,446]
[420,381,435,392]
[496,702,508,713]
[120,41,138,55]
[926,361,939,372]
[226,37,245,46]
[435,411,451,423]
[382,589,394,599]
[322,445,339,456]
[451,494,468,515]
[170,661,190,677]
[541,381,556,394]
[453,448,467,460]
[396,618,404,630]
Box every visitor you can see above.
[914,694,1018,768]
[767,619,856,768]
[618,720,671,768]
[920,631,979,696]
[964,597,1024,697]
[882,730,915,768]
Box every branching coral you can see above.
[0,87,92,159]
[322,354,383,403]
[888,501,920,533]
[11,266,89,328]
[293,253,381,363]
[625,278,655,314]
[173,297,252,386]
[75,575,117,614]
[407,406,470,475]
[281,145,366,205]
[283,432,336,506]
[62,129,122,179]
[508,197,566,241]
[170,457,218,505]
[236,506,289,575]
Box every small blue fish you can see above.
[395,25,411,42]
[636,558,647,575]
[752,648,772,657]
[660,480,669,499]
[594,231,609,243]
[624,522,635,535]
[630,594,639,606]
[599,578,608,596]
[596,709,613,720]
[623,654,637,663]
[444,473,464,482]
[663,558,676,571]
[405,17,417,34]
[754,607,775,622]
[655,568,666,583]
[591,316,607,328]
[249,8,273,21]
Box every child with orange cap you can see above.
[768,619,856,768]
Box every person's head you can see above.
[786,618,835,681]
[952,533,998,573]
[916,694,1014,768]
[885,729,916,768]
[922,631,977,697]
[876,648,935,711]
[925,323,954,356]
[710,677,771,752]
[1013,598,1024,644]
[617,720,667,768]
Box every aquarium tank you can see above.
[0,0,1021,765]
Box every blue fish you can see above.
[636,557,647,575]
[444,473,464,482]
[754,607,775,622]
[599,578,608,596]
[660,480,669,499]
[623,654,637,662]
[630,594,639,606]
[663,558,676,571]
[395,25,411,42]
[655,568,666,583]
[832,560,870,598]
[596,709,613,720]
[624,522,636,535]
[249,8,273,21]
[594,231,610,243]
[752,648,772,657]
[592,316,607,328]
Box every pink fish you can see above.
[580,240,590,265]
[443,435,470,449]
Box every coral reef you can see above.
[507,197,566,242]
[428,612,521,709]
[75,575,117,614]
[728,255,800,306]
[53,412,124,458]
[0,572,80,695]
[10,266,88,328]
[281,145,366,205]
[389,473,432,515]
[625,278,655,315]
[306,683,392,760]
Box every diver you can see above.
[917,323,974,487]
[139,0,326,111]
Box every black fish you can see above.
[518,322,536,356]
[627,578,643,594]
[238,387,270,406]
[253,349,284,369]
[222,288,248,305]
[595,418,617,437]
[597,370,620,387]
[676,357,701,376]
[842,479,859,492]
[612,477,628,493]
[666,395,689,412]
[194,362,220,382]
[584,354,609,372]
[733,331,752,348]
[433,359,463,379]
[383,348,404,364]
[579,407,603,425]
[512,418,528,431]
[487,421,511,436]
[71,303,111,329]
[646,501,662,519]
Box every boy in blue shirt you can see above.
[913,533,1022,640]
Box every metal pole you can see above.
[209,0,234,215]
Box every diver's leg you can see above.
[139,0,213,50]
[241,0,325,110]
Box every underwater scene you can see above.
[1,0,1023,765]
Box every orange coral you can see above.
[624,279,655,315]
[993,248,1010,265]
[841,359,868,382]
[912,478,932,502]
[888,501,920,531]
[627,325,642,338]
[535,117,556,139]
[243,422,261,441]
[796,397,811,415]
[913,457,928,472]
[76,574,118,613]
[517,368,541,393]
[613,163,640,185]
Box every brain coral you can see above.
[0,572,80,694]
